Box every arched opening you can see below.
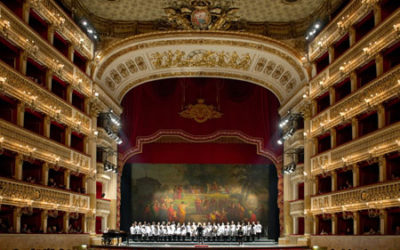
[118,77,282,240]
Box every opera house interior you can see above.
[0,0,399,249]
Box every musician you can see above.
[255,221,262,240]
[134,222,141,241]
[230,221,236,242]
[191,222,197,241]
[186,222,192,241]
[237,225,244,245]
[211,223,218,241]
[129,222,136,243]
[196,222,204,244]
[175,222,182,241]
[223,224,230,241]
[181,222,187,241]
[205,222,212,241]
[217,223,224,241]
[251,222,257,241]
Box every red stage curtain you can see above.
[120,78,282,161]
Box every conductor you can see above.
[196,223,204,244]
[237,225,244,245]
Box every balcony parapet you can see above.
[310,180,400,214]
[29,0,94,59]
[0,61,92,135]
[311,121,400,175]
[309,8,400,99]
[310,64,400,137]
[285,129,304,149]
[290,199,305,216]
[0,119,92,175]
[96,128,114,148]
[290,164,304,182]
[0,4,93,97]
[0,177,90,213]
[96,198,111,214]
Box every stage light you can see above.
[277,139,283,145]
[82,21,87,26]
[94,92,99,97]
[87,29,93,34]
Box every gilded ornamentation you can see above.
[150,49,252,70]
[164,0,239,30]
[311,180,400,212]
[117,63,129,78]
[179,98,222,123]
[0,177,89,211]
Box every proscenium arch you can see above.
[94,31,309,104]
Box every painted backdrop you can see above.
[121,163,279,239]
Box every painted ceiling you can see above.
[67,0,343,22]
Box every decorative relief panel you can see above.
[0,120,91,174]
[0,61,92,135]
[0,177,90,212]
[150,50,252,70]
[105,56,148,87]
[311,180,400,213]
[254,57,297,91]
[311,153,331,172]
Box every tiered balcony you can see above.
[311,121,400,175]
[309,8,400,99]
[0,60,92,135]
[28,0,93,59]
[310,64,400,138]
[96,127,114,148]
[0,3,93,97]
[310,179,400,214]
[0,119,91,174]
[0,177,90,213]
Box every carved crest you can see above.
[179,98,222,123]
[164,0,239,30]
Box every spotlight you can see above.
[94,35,98,39]
[82,20,87,26]
[87,29,93,34]
[94,92,99,97]
[315,23,320,29]
[277,139,283,145]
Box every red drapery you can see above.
[119,78,282,162]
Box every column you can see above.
[64,169,70,190]
[83,136,89,155]
[330,128,337,149]
[84,97,90,115]
[63,212,69,233]
[41,210,48,233]
[68,45,74,62]
[328,46,335,64]
[65,127,71,147]
[377,104,386,129]
[293,216,298,234]
[43,116,51,138]
[303,106,313,237]
[353,211,360,235]
[352,117,359,139]
[311,100,317,117]
[45,69,53,91]
[82,214,87,233]
[350,71,357,93]
[283,173,293,236]
[16,102,25,127]
[14,154,23,180]
[353,164,360,187]
[379,156,387,182]
[47,25,55,44]
[374,4,382,26]
[380,209,387,235]
[331,170,338,192]
[349,27,357,47]
[42,162,49,186]
[22,0,30,23]
[313,215,319,234]
[329,87,336,106]
[18,51,27,75]
[375,53,384,77]
[332,213,338,235]
[66,85,73,104]
[13,207,21,233]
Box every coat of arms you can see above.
[164,0,239,30]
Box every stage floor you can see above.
[90,238,309,250]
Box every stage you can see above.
[89,237,310,250]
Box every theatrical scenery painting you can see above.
[121,164,278,237]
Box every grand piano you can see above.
[102,229,129,246]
